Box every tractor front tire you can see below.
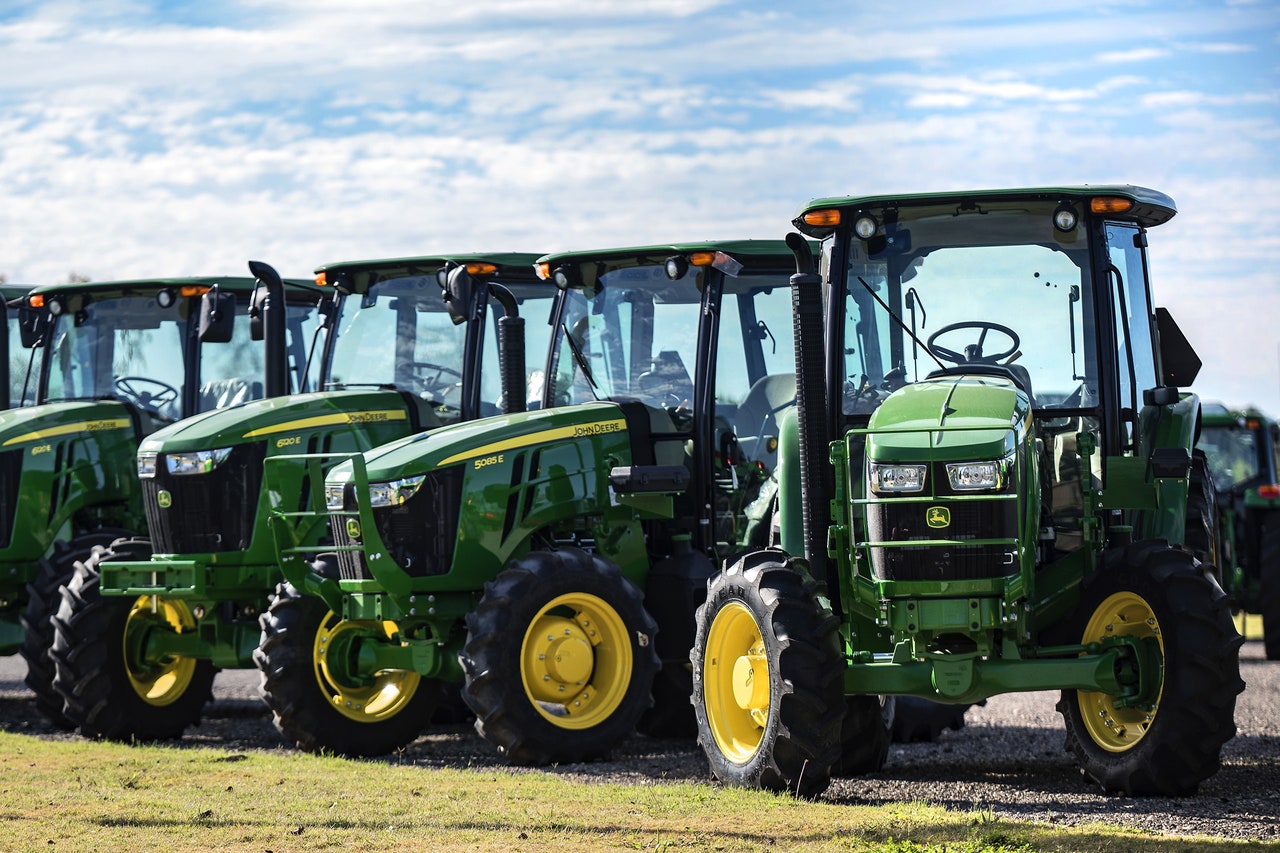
[1184,449,1222,582]
[50,538,215,740]
[461,548,659,765]
[1057,541,1243,795]
[20,528,131,729]
[1260,523,1280,661]
[692,549,843,797]
[255,582,439,757]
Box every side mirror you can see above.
[1155,307,1201,387]
[442,265,474,326]
[198,285,236,343]
[18,306,46,348]
[249,287,268,341]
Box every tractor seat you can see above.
[636,350,694,407]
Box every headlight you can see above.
[137,452,158,479]
[165,447,233,476]
[869,462,927,493]
[368,474,426,508]
[325,483,347,511]
[946,454,1014,492]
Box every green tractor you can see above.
[690,186,1244,798]
[49,254,551,741]
[1197,402,1280,658]
[3,284,42,409]
[1,274,324,727]
[261,240,817,762]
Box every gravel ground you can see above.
[1,640,1275,843]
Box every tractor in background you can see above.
[257,240,877,764]
[1198,402,1280,658]
[50,255,551,741]
[1,273,323,726]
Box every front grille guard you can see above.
[263,451,409,613]
[841,421,1028,595]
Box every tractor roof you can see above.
[536,238,809,271]
[1,284,33,304]
[26,276,319,302]
[1201,402,1276,428]
[794,185,1177,238]
[314,252,546,292]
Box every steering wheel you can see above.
[114,376,179,412]
[397,361,463,394]
[926,321,1020,365]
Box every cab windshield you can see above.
[43,291,322,421]
[838,201,1099,417]
[548,263,703,410]
[1199,424,1263,491]
[326,275,556,421]
[325,276,468,414]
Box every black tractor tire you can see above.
[50,538,216,740]
[1056,541,1244,795]
[834,695,891,776]
[19,528,131,729]
[461,548,659,765]
[1184,449,1222,583]
[890,696,973,743]
[636,664,697,739]
[255,582,440,757]
[692,549,844,797]
[1260,524,1280,661]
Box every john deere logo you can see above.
[345,518,362,540]
[157,490,173,509]
[926,506,950,529]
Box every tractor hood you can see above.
[865,374,1031,463]
[137,389,423,455]
[329,400,631,486]
[0,399,141,450]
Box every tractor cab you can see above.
[540,241,801,554]
[787,188,1201,576]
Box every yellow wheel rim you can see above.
[313,612,422,723]
[1077,590,1164,753]
[520,592,631,729]
[703,601,770,764]
[124,595,197,707]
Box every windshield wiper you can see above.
[857,276,945,374]
[561,322,599,399]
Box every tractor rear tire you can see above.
[1260,524,1280,661]
[1057,541,1243,795]
[50,538,215,740]
[890,696,972,743]
[255,582,439,757]
[19,528,131,729]
[461,548,659,765]
[692,549,843,797]
[834,695,891,776]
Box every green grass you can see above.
[0,734,1268,853]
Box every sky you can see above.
[1,0,1278,414]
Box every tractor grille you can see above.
[866,496,1018,582]
[0,448,20,549]
[144,442,268,553]
[331,467,464,581]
